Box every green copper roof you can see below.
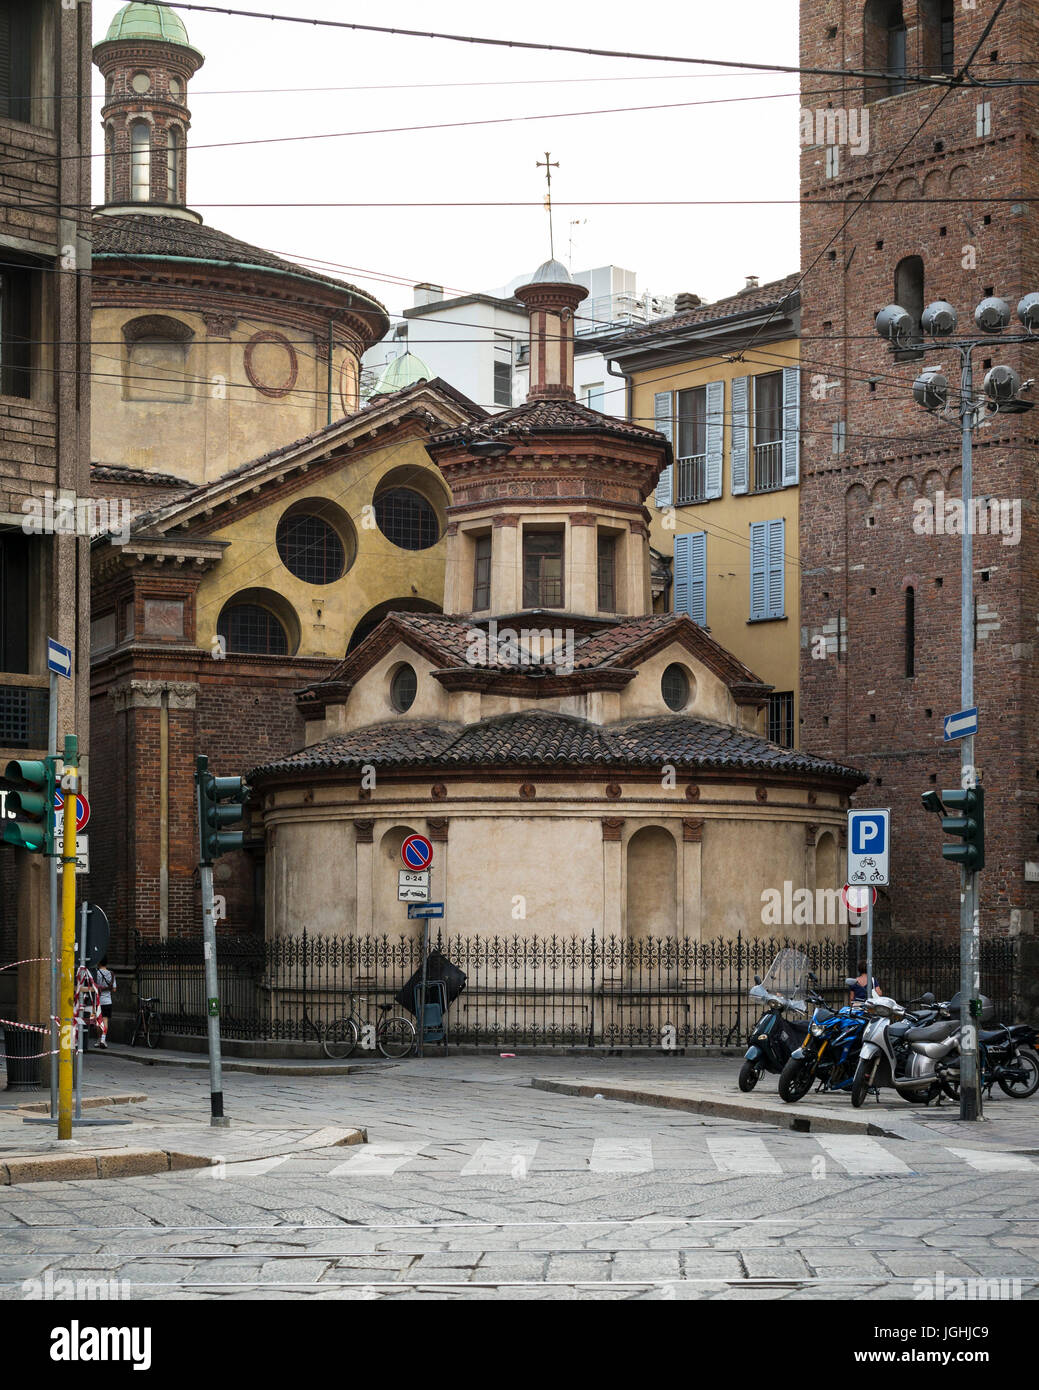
[372,351,431,396]
[105,4,195,48]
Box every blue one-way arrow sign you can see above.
[47,637,72,680]
[407,902,444,919]
[943,706,978,742]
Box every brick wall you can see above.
[799,0,1039,936]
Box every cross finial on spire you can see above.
[536,151,560,260]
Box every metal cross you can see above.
[536,152,559,259]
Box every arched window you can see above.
[905,586,916,678]
[105,125,116,202]
[217,598,294,656]
[167,127,182,203]
[130,121,151,202]
[122,314,194,403]
[864,1,907,102]
[894,255,924,357]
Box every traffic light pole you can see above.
[48,671,58,1121]
[57,735,77,1142]
[958,346,982,1123]
[199,861,228,1127]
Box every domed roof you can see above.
[104,3,194,47]
[528,258,573,285]
[372,351,431,397]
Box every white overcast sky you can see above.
[92,0,801,318]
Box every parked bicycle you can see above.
[131,994,162,1049]
[322,1000,416,1060]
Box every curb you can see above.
[101,1048,364,1077]
[0,1126,366,1187]
[17,1094,147,1114]
[530,1078,930,1140]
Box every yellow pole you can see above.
[57,735,77,1141]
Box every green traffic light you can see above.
[940,786,985,872]
[1,758,56,855]
[195,755,250,865]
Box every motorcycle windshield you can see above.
[760,948,813,1002]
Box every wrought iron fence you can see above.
[132,929,1019,1049]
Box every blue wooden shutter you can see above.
[750,521,767,620]
[673,532,707,626]
[654,391,673,507]
[730,375,750,496]
[704,379,724,500]
[782,366,800,486]
[767,518,786,617]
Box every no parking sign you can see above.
[401,834,434,871]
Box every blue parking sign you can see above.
[847,808,890,887]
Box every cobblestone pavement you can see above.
[1,1056,1037,1301]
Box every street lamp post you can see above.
[876,293,1037,1122]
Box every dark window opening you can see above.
[675,385,708,503]
[472,533,491,611]
[0,5,34,124]
[276,512,345,585]
[905,586,916,677]
[597,533,617,612]
[0,265,32,399]
[493,359,512,407]
[374,488,439,550]
[753,371,784,492]
[0,530,30,673]
[894,255,924,359]
[864,0,907,102]
[522,531,564,608]
[391,664,417,713]
[217,604,289,656]
[662,664,690,712]
[768,692,795,748]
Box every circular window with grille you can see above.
[276,511,346,585]
[390,664,418,713]
[374,487,439,551]
[661,663,691,712]
[131,71,152,94]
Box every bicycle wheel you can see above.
[323,1016,359,1061]
[145,1012,162,1049]
[377,1016,416,1059]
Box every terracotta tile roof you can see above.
[92,213,388,314]
[429,395,667,449]
[615,272,801,343]
[251,710,864,783]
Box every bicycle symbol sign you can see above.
[847,809,890,887]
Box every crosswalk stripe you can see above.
[461,1141,539,1177]
[329,1143,428,1176]
[706,1136,782,1175]
[207,1154,292,1179]
[590,1138,654,1173]
[946,1148,1036,1173]
[813,1135,912,1175]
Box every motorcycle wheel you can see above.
[939,1071,960,1102]
[904,1083,940,1105]
[738,1060,761,1093]
[850,1059,871,1109]
[778,1056,814,1104]
[998,1047,1039,1099]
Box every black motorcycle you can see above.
[938,1007,1039,1100]
[739,976,818,1092]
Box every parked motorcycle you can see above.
[850,992,959,1107]
[739,979,818,1092]
[935,1002,1039,1101]
[778,984,870,1103]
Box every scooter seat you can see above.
[904,1020,959,1043]
[978,1029,1007,1045]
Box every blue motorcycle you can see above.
[778,995,869,1103]
[739,977,821,1092]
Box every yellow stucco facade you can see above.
[630,336,801,746]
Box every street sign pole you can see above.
[417,917,430,1061]
[47,670,58,1121]
[57,735,77,1142]
[865,894,873,1001]
[958,345,981,1122]
[75,901,87,1121]
[200,861,229,1127]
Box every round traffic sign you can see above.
[54,791,89,832]
[401,833,433,871]
[842,883,877,914]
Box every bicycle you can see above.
[131,995,162,1049]
[323,1000,416,1060]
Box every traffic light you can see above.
[941,787,984,871]
[1,758,56,853]
[195,754,250,865]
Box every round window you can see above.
[374,487,439,550]
[131,71,152,94]
[661,664,690,712]
[276,512,345,585]
[391,665,418,713]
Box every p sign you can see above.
[847,808,890,887]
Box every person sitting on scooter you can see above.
[849,962,878,1005]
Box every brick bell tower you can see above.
[798,1,1039,941]
[94,2,204,218]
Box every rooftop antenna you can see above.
[568,217,586,272]
[536,151,559,260]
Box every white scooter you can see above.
[850,992,959,1107]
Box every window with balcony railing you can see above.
[675,385,707,504]
[522,531,564,608]
[752,372,784,493]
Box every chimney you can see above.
[413,283,444,307]
[744,275,760,291]
[512,260,589,402]
[675,292,702,312]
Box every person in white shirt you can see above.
[95,957,115,1049]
